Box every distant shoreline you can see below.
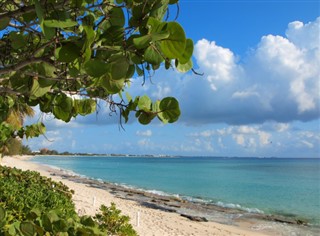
[28,154,320,159]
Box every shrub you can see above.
[0,166,137,236]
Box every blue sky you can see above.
[25,0,320,157]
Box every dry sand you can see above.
[1,156,270,236]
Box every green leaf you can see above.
[133,35,152,49]
[151,31,170,42]
[176,58,193,73]
[74,99,96,116]
[25,123,46,139]
[30,79,51,98]
[109,7,125,27]
[169,0,179,4]
[9,32,26,50]
[82,25,96,62]
[0,17,10,30]
[20,222,36,236]
[44,19,78,28]
[138,112,156,125]
[108,56,130,80]
[138,95,152,111]
[37,62,56,78]
[160,22,186,59]
[84,59,108,77]
[150,0,169,20]
[179,38,194,64]
[55,43,80,63]
[157,97,180,123]
[0,206,5,222]
[53,94,73,122]
[144,45,164,65]
[100,77,124,94]
[34,0,55,39]
[80,216,95,227]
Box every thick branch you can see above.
[0,57,47,75]
[0,5,35,22]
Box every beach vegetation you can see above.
[95,203,137,236]
[0,0,193,156]
[0,165,137,235]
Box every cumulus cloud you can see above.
[178,17,320,125]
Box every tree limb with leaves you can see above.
[0,0,194,154]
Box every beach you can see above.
[1,156,317,236]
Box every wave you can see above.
[215,201,264,214]
[33,162,268,217]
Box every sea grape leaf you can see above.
[157,97,180,123]
[9,32,26,50]
[84,59,108,78]
[37,62,56,78]
[108,56,130,80]
[160,22,186,59]
[138,95,152,112]
[179,38,194,64]
[133,35,152,49]
[176,58,193,73]
[0,17,10,30]
[44,19,78,28]
[109,7,125,27]
[20,222,36,236]
[30,79,51,98]
[55,43,80,63]
[138,112,156,125]
[144,45,163,65]
[24,122,46,139]
[74,99,96,116]
[34,0,55,39]
[100,76,124,94]
[53,94,73,122]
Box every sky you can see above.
[25,0,320,157]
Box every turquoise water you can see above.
[31,156,320,225]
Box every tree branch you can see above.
[0,57,48,75]
[0,5,35,22]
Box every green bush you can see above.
[0,166,137,236]
[95,203,137,236]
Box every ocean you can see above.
[31,156,320,226]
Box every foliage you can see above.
[3,138,22,156]
[0,0,193,153]
[0,166,137,235]
[21,145,32,155]
[95,203,137,236]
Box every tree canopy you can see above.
[0,0,193,153]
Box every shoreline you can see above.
[1,156,319,236]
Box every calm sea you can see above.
[31,156,320,225]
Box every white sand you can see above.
[1,156,269,236]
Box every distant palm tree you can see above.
[1,99,35,156]
[6,101,35,129]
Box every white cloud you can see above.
[275,123,290,132]
[233,134,245,146]
[136,130,153,137]
[178,17,320,125]
[301,140,314,148]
